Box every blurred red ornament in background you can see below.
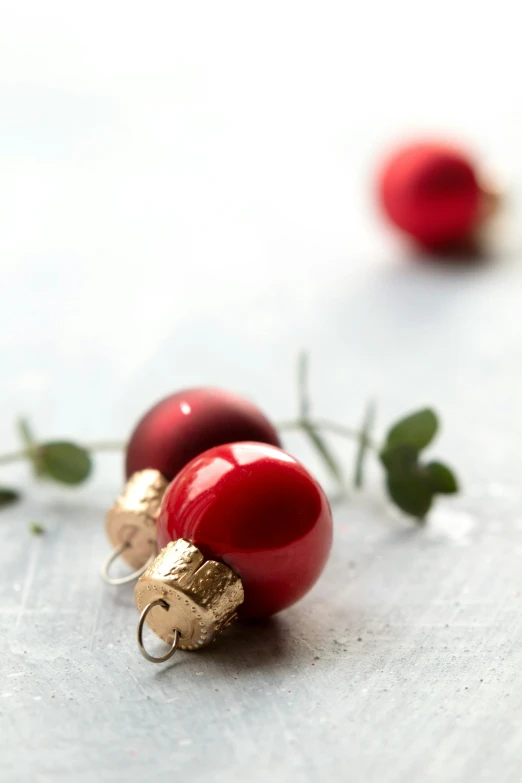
[378,141,496,251]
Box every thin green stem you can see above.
[277,417,378,450]
[313,419,362,441]
[0,451,27,466]
[353,400,377,489]
[277,420,303,431]
[0,440,126,466]
[85,440,126,453]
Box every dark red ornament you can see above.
[378,141,486,249]
[125,387,280,481]
[156,441,333,619]
[103,388,280,586]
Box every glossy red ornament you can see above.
[125,388,280,481]
[156,441,333,619]
[378,142,483,249]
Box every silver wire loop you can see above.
[137,599,180,663]
[101,544,154,586]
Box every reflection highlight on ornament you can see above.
[185,456,235,504]
[230,441,296,466]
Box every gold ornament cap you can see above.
[135,538,244,657]
[103,469,169,583]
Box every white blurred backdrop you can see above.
[1,0,521,492]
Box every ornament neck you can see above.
[134,538,244,661]
[103,469,168,585]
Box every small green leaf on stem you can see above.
[301,422,344,489]
[0,487,21,508]
[354,400,376,489]
[425,461,458,494]
[29,522,45,535]
[38,441,92,485]
[380,443,418,475]
[386,409,438,451]
[298,351,310,419]
[386,473,433,520]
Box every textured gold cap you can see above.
[479,178,502,224]
[105,469,169,569]
[134,539,244,650]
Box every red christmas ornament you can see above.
[378,141,495,250]
[135,442,333,661]
[125,388,280,480]
[103,389,280,586]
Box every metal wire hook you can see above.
[101,543,154,586]
[137,599,181,664]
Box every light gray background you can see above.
[2,2,522,781]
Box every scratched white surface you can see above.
[2,2,522,781]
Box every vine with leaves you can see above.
[0,354,458,532]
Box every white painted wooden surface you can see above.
[2,2,522,781]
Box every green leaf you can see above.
[425,461,459,494]
[301,423,344,488]
[354,400,376,489]
[386,409,438,451]
[298,351,310,419]
[29,522,45,535]
[38,441,92,485]
[380,443,418,475]
[386,473,433,519]
[0,487,21,508]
